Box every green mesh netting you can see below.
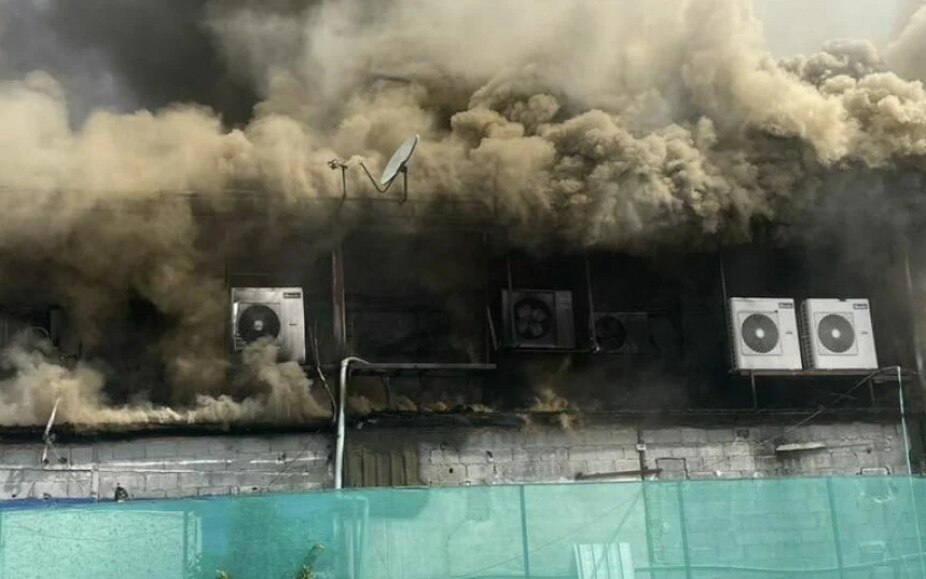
[1,476,925,578]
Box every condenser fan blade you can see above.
[595,316,628,349]
[817,314,855,353]
[741,313,779,354]
[512,297,553,340]
[238,304,281,343]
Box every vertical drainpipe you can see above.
[332,244,348,356]
[336,357,369,490]
[331,244,349,489]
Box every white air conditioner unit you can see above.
[728,297,802,370]
[502,289,575,349]
[800,298,878,370]
[593,312,652,354]
[231,287,306,363]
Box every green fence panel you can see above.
[1,476,926,579]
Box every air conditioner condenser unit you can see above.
[501,289,575,350]
[593,312,652,354]
[800,298,878,370]
[231,287,306,363]
[728,297,802,371]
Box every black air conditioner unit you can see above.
[501,290,575,350]
[593,312,652,354]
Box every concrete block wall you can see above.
[0,434,332,501]
[639,423,906,480]
[412,421,908,485]
[0,419,909,501]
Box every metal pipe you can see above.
[335,356,369,489]
[332,245,348,357]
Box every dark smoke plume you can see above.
[1,0,926,425]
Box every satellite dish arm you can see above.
[359,161,409,203]
[358,162,394,194]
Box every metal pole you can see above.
[519,485,532,578]
[585,254,599,352]
[335,357,369,489]
[675,482,693,579]
[719,253,729,305]
[825,477,846,579]
[506,251,515,347]
[903,250,926,394]
[898,366,926,577]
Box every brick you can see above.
[680,428,708,444]
[596,447,627,461]
[699,446,725,459]
[178,472,211,488]
[230,458,285,471]
[198,486,233,497]
[425,465,467,485]
[144,441,179,459]
[237,472,277,488]
[615,459,642,473]
[208,439,236,454]
[643,429,684,444]
[171,439,211,458]
[484,449,512,463]
[568,446,600,462]
[210,471,242,487]
[466,464,497,482]
[583,460,617,475]
[669,447,700,459]
[497,461,572,482]
[0,448,42,465]
[0,483,28,499]
[511,447,530,462]
[61,446,91,465]
[831,453,860,471]
[238,438,272,454]
[706,429,736,443]
[187,459,232,471]
[30,481,70,498]
[726,456,756,471]
[685,458,705,472]
[108,443,147,460]
[723,442,752,457]
[527,448,566,463]
[459,449,490,464]
[146,473,180,491]
[269,435,322,452]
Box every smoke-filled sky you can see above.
[1,0,926,425]
[0,0,917,123]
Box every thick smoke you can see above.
[0,334,329,426]
[2,0,926,425]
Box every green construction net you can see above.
[1,476,925,578]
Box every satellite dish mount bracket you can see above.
[359,161,409,203]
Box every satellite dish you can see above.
[330,133,420,206]
[379,134,419,187]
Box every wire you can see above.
[699,367,893,474]
[260,441,322,493]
